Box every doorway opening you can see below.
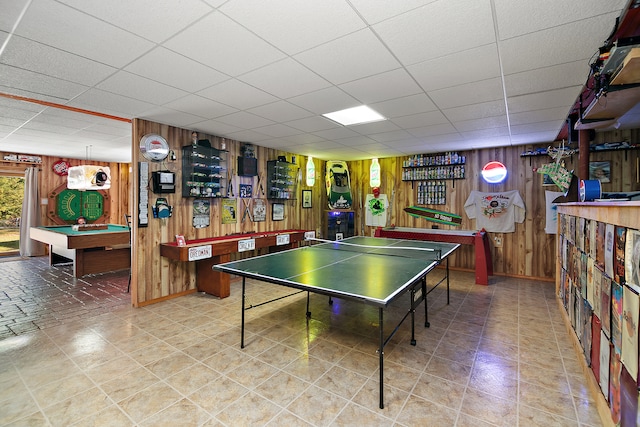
[0,176,25,256]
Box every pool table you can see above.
[30,224,131,277]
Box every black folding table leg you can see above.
[446,258,450,305]
[241,277,246,349]
[306,292,311,318]
[378,307,384,409]
[423,277,429,328]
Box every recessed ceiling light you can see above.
[322,105,386,126]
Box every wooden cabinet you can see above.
[267,160,298,199]
[181,144,228,198]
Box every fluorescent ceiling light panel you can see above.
[322,105,386,126]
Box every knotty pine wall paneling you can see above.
[131,119,640,305]
[131,119,328,306]
[0,154,131,228]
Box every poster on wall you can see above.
[239,184,253,198]
[253,199,266,222]
[625,229,640,293]
[192,199,210,228]
[222,198,237,224]
[621,286,639,381]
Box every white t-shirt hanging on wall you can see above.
[365,194,389,227]
[464,190,526,233]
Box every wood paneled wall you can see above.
[131,119,327,306]
[130,121,640,305]
[346,130,640,282]
[0,154,130,227]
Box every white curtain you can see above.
[19,167,45,256]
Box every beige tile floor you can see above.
[0,260,604,426]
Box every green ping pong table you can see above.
[213,236,460,409]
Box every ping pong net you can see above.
[306,237,443,261]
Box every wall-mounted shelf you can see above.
[402,151,465,181]
[181,145,227,198]
[267,160,298,200]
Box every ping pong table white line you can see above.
[220,238,450,306]
[306,236,439,253]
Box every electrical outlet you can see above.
[494,235,503,247]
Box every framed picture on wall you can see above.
[272,203,284,221]
[302,190,312,208]
[253,199,266,222]
[542,174,555,186]
[589,161,611,183]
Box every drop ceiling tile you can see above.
[238,58,332,99]
[138,107,206,128]
[460,127,510,140]
[220,0,366,55]
[493,0,626,40]
[0,116,34,128]
[370,94,437,119]
[367,129,413,143]
[0,102,43,122]
[294,28,401,85]
[15,0,154,68]
[285,116,339,133]
[390,110,449,129]
[125,47,229,93]
[280,133,326,146]
[0,64,89,101]
[189,119,242,136]
[83,122,131,138]
[509,107,570,126]
[288,87,360,115]
[504,61,587,98]
[510,130,560,145]
[198,79,278,110]
[500,13,621,75]
[339,68,422,104]
[1,37,117,87]
[507,86,580,114]
[407,123,458,138]
[21,119,76,135]
[443,100,506,122]
[73,129,122,141]
[215,111,274,129]
[372,0,495,66]
[454,116,508,132]
[255,139,292,149]
[349,120,400,135]
[312,127,360,140]
[58,0,214,43]
[336,136,380,147]
[69,88,154,118]
[225,129,272,142]
[349,0,438,25]
[28,109,100,130]
[408,44,501,92]
[298,140,343,153]
[511,120,563,135]
[97,71,188,105]
[247,101,314,123]
[163,12,286,76]
[468,136,511,149]
[0,1,28,32]
[164,95,238,119]
[428,78,504,110]
[251,124,302,138]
